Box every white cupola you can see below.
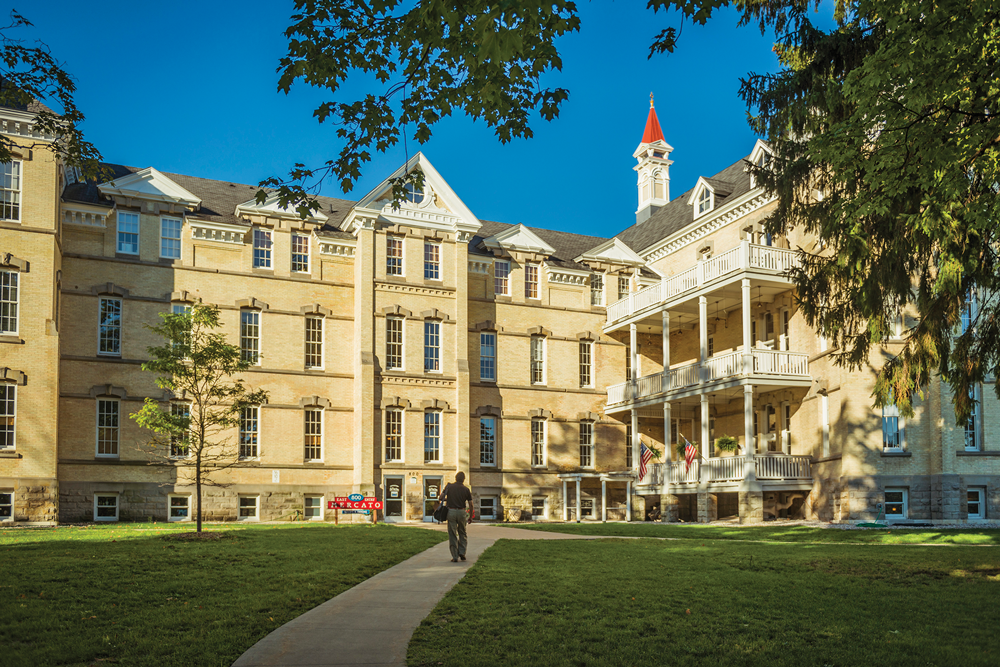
[633,93,673,224]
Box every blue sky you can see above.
[25,1,811,239]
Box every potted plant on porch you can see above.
[715,435,740,454]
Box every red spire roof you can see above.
[641,93,665,144]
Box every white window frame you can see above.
[531,418,546,467]
[424,411,441,463]
[252,228,273,269]
[581,498,595,518]
[0,383,15,451]
[0,490,12,522]
[291,233,310,273]
[479,332,497,382]
[0,160,22,222]
[579,340,593,388]
[965,385,981,451]
[967,487,986,521]
[98,297,122,356]
[116,211,139,255]
[238,495,260,521]
[530,335,545,385]
[884,488,908,521]
[424,241,441,280]
[160,216,182,260]
[781,402,792,453]
[386,317,404,370]
[478,496,498,520]
[94,493,119,522]
[531,496,548,520]
[424,320,441,373]
[579,421,594,468]
[525,263,539,299]
[304,408,323,461]
[96,398,120,458]
[618,275,630,301]
[697,186,713,216]
[170,402,191,458]
[479,416,496,467]
[239,406,260,459]
[305,316,324,369]
[385,409,403,462]
[386,235,404,276]
[590,273,604,306]
[240,310,261,365]
[305,494,324,521]
[494,261,510,296]
[0,269,18,335]
[168,494,191,522]
[882,399,904,452]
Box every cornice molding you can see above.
[189,219,247,245]
[545,265,589,286]
[318,238,357,257]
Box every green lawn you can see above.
[409,537,1000,667]
[0,523,445,667]
[501,521,1000,545]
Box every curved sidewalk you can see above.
[232,524,595,667]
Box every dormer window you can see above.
[697,187,712,216]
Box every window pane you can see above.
[590,273,604,306]
[525,264,538,299]
[385,410,402,461]
[579,341,592,387]
[386,318,403,370]
[98,298,122,355]
[253,229,272,268]
[0,161,21,221]
[387,236,403,275]
[97,400,119,456]
[117,212,139,254]
[480,332,496,381]
[480,417,496,466]
[0,384,14,449]
[530,336,544,384]
[531,419,545,466]
[241,311,260,364]
[494,261,509,295]
[424,321,440,372]
[424,242,440,280]
[0,270,18,334]
[291,234,310,272]
[240,407,259,458]
[304,409,323,460]
[160,217,182,259]
[424,412,440,462]
[305,317,323,368]
[579,422,593,467]
[170,496,189,520]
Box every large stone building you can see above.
[1,98,997,525]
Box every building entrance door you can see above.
[384,476,404,523]
[423,476,443,522]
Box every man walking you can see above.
[438,471,474,562]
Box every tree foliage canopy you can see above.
[0,10,103,178]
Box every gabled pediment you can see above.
[98,167,201,210]
[483,224,555,257]
[748,139,773,168]
[575,237,646,268]
[349,152,481,237]
[235,193,329,224]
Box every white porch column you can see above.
[630,322,639,379]
[742,279,752,375]
[631,408,640,477]
[575,478,582,522]
[700,394,711,485]
[626,480,632,522]
[699,296,708,379]
[744,384,757,481]
[562,479,568,521]
[601,479,607,522]
[663,402,672,461]
[662,309,670,372]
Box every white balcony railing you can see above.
[655,454,811,486]
[755,454,811,479]
[606,349,810,408]
[607,241,798,325]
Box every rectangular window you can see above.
[424,411,441,463]
[240,310,260,365]
[305,316,324,369]
[626,423,633,469]
[291,234,310,272]
[479,497,497,520]
[238,495,259,521]
[579,341,592,387]
[253,229,272,268]
[531,497,547,519]
[387,235,404,276]
[782,308,791,348]
[96,399,119,457]
[530,336,545,384]
[385,409,403,461]
[0,491,11,521]
[618,275,630,301]
[884,488,907,520]
[424,241,441,280]
[783,403,791,451]
[480,332,496,382]
[766,404,778,452]
[98,297,122,356]
[525,263,539,299]
[0,161,21,221]
[882,400,901,451]
[386,317,403,370]
[968,488,985,520]
[305,495,323,520]
[480,417,496,466]
[494,261,510,296]
[579,422,594,468]
[239,406,259,458]
[625,345,632,382]
[424,321,440,372]
[965,386,980,451]
[531,418,546,467]
[581,498,594,518]
[591,273,604,306]
[168,495,190,522]
[170,402,190,458]
[160,217,182,259]
[0,384,14,450]
[707,336,715,357]
[304,409,323,461]
[116,211,139,254]
[0,270,17,334]
[94,494,119,522]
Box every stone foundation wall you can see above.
[2,480,59,523]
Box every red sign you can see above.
[328,497,383,510]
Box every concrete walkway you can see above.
[232,524,596,667]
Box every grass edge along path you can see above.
[0,523,445,667]
[498,521,1000,545]
[408,537,1000,667]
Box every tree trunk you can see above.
[196,453,203,533]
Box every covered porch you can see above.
[557,472,637,522]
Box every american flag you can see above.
[639,442,653,481]
[683,435,698,473]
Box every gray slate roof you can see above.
[614,155,752,254]
[470,219,612,272]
